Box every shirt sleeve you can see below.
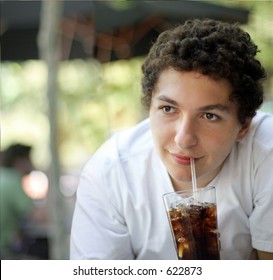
[70,159,134,260]
[250,149,273,253]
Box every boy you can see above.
[70,19,273,259]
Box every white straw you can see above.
[190,158,197,192]
[190,158,198,204]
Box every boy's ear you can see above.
[236,118,252,142]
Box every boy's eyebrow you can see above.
[199,104,230,113]
[155,95,179,106]
[155,95,230,112]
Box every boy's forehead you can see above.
[155,68,232,93]
[152,69,239,111]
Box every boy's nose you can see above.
[174,116,198,149]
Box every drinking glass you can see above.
[163,186,220,260]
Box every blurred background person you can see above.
[0,143,34,259]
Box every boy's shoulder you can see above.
[249,111,273,149]
[84,119,153,171]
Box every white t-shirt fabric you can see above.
[70,111,273,260]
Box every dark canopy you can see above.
[1,0,249,62]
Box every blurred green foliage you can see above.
[1,58,144,171]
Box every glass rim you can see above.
[162,185,215,198]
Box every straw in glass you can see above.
[190,157,198,204]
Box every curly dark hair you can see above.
[141,19,266,124]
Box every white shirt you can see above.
[70,111,273,259]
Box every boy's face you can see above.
[149,68,251,190]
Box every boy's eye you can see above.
[162,106,174,113]
[204,113,218,121]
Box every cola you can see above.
[168,203,220,260]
